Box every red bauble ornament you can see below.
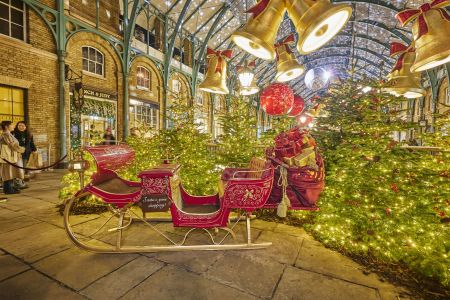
[260,83,294,116]
[288,95,305,117]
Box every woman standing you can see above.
[0,121,25,194]
[13,121,37,188]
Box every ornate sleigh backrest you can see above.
[84,144,135,184]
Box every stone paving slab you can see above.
[121,264,259,300]
[205,251,285,298]
[0,252,30,281]
[273,266,379,300]
[154,250,224,274]
[0,222,71,263]
[243,230,303,265]
[0,213,42,234]
[0,270,85,300]
[33,246,137,291]
[80,256,164,300]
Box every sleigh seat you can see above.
[80,145,141,206]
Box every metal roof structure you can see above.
[127,0,427,101]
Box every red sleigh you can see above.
[63,145,275,253]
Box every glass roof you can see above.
[130,0,428,100]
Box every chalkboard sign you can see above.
[138,194,170,212]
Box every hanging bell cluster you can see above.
[396,0,450,73]
[237,61,260,96]
[232,0,352,60]
[275,34,304,82]
[199,48,233,95]
[383,42,425,99]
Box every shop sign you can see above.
[83,88,117,101]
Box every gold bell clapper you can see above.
[383,42,425,99]
[396,0,450,73]
[232,0,287,60]
[274,34,304,82]
[285,0,352,54]
[199,48,233,95]
[237,61,260,95]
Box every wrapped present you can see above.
[294,147,317,170]
[283,156,296,166]
[275,145,297,158]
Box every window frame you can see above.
[0,0,27,42]
[129,100,159,130]
[82,46,105,77]
[136,66,151,91]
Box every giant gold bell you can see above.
[383,51,425,99]
[199,55,229,95]
[410,8,450,72]
[232,0,286,60]
[275,45,304,82]
[285,0,352,54]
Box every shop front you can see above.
[70,85,118,148]
[129,98,159,137]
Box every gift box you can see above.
[275,145,297,158]
[294,147,318,170]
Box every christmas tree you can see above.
[297,79,450,287]
[217,97,261,164]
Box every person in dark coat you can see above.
[13,121,37,188]
[102,127,116,145]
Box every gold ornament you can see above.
[275,34,304,82]
[383,43,425,99]
[199,49,232,95]
[232,0,287,60]
[396,1,450,72]
[285,0,352,54]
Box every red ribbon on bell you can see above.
[206,48,233,74]
[389,42,414,71]
[236,60,257,72]
[396,0,450,38]
[246,0,271,18]
[274,34,296,61]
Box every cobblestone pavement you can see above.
[0,171,411,300]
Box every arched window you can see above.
[82,46,104,76]
[137,66,150,90]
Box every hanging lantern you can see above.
[383,43,425,99]
[288,95,305,117]
[274,34,304,82]
[237,61,260,95]
[237,61,256,88]
[260,83,294,116]
[199,48,233,94]
[396,0,450,72]
[232,0,286,60]
[285,0,352,54]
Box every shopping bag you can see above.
[27,152,43,168]
[0,144,18,163]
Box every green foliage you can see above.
[217,97,261,164]
[296,79,450,286]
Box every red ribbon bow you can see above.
[274,34,295,61]
[247,0,270,18]
[206,48,233,74]
[389,42,414,71]
[236,60,256,72]
[396,0,450,38]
